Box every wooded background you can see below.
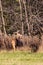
[0,0,43,36]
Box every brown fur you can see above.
[11,36,16,51]
[4,35,16,51]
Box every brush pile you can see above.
[0,30,42,52]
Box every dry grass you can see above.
[38,35,43,52]
[0,32,43,52]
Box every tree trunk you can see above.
[0,0,6,34]
[22,22,24,35]
[19,0,24,35]
[23,0,30,36]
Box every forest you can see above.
[0,0,43,52]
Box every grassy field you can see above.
[0,51,43,65]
